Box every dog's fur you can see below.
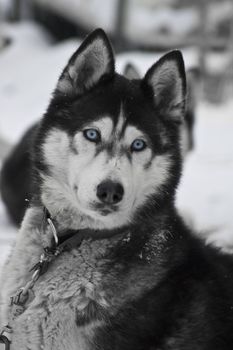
[124,62,199,157]
[1,29,233,350]
[0,52,199,227]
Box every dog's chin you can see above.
[78,202,131,230]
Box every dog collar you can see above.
[29,206,130,280]
[42,206,129,251]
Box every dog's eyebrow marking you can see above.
[123,125,147,145]
[87,117,113,142]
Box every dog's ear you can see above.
[124,63,140,79]
[57,29,115,95]
[143,50,186,122]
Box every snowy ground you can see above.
[0,22,233,272]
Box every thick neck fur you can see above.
[32,194,183,267]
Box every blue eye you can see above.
[131,139,146,152]
[83,129,101,143]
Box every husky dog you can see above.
[0,52,199,227]
[1,29,233,350]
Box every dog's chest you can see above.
[9,238,132,349]
[11,239,112,350]
[10,236,160,350]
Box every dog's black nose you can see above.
[97,181,124,204]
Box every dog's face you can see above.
[35,29,186,230]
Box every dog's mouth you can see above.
[91,202,119,216]
[99,208,113,216]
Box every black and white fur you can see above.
[1,29,233,350]
[124,62,199,156]
[0,50,199,227]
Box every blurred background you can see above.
[0,0,233,267]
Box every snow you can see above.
[0,21,233,272]
[0,22,81,142]
[177,101,233,248]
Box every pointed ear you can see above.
[124,63,141,79]
[143,50,186,122]
[56,29,115,95]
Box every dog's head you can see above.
[34,29,186,230]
